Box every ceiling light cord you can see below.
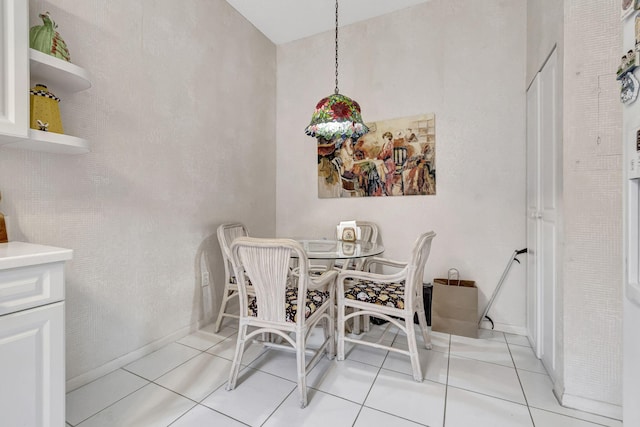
[304,0,368,142]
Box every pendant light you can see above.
[305,0,369,145]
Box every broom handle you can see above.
[479,248,527,324]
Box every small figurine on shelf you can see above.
[618,54,629,75]
[29,12,71,62]
[629,49,637,67]
[617,49,640,79]
[30,84,64,134]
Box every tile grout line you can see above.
[259,387,297,427]
[442,333,451,427]
[163,402,200,427]
[505,339,536,426]
[153,356,284,427]
[349,327,434,426]
[121,345,204,383]
[504,339,614,426]
[528,407,615,427]
[128,348,255,426]
[67,368,150,426]
[350,331,395,427]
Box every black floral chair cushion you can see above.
[248,289,330,322]
[344,280,406,309]
[229,275,251,285]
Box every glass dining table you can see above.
[293,239,384,261]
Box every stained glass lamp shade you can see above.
[305,0,368,143]
[305,93,369,141]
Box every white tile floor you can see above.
[66,322,623,427]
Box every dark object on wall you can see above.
[370,282,432,327]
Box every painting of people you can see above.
[317,114,436,198]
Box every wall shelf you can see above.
[3,130,89,155]
[0,49,93,154]
[29,49,91,92]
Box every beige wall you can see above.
[527,0,623,414]
[527,0,563,85]
[276,0,528,332]
[562,0,622,411]
[0,0,277,382]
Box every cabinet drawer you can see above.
[0,262,65,316]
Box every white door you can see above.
[526,73,541,355]
[526,48,560,381]
[0,302,65,427]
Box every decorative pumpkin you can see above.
[29,12,71,62]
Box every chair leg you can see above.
[405,317,423,382]
[337,302,346,361]
[352,309,361,334]
[226,324,247,391]
[416,298,433,350]
[328,301,335,359]
[214,287,233,333]
[296,330,308,408]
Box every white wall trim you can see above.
[560,392,623,421]
[65,319,211,392]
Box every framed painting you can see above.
[317,113,436,198]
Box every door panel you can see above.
[526,74,541,354]
[542,221,557,372]
[539,50,559,377]
[526,48,559,381]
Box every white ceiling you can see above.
[225,0,432,45]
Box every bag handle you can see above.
[447,268,460,286]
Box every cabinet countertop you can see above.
[0,241,72,270]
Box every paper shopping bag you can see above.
[431,269,478,338]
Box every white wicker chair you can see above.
[214,223,250,333]
[226,237,337,408]
[336,231,436,381]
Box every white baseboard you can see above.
[561,392,623,421]
[65,319,210,392]
[479,321,527,336]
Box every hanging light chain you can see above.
[334,0,339,95]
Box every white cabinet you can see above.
[0,302,65,427]
[0,242,72,427]
[0,2,92,154]
[0,0,29,140]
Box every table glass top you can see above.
[294,239,384,259]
